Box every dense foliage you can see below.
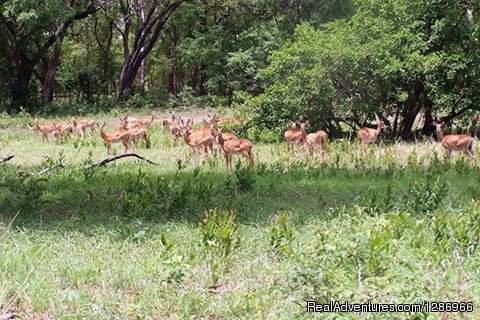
[1,0,480,137]
[247,0,480,138]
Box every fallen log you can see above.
[87,153,158,168]
[0,155,14,164]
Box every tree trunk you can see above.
[167,25,179,95]
[10,61,34,113]
[119,60,139,99]
[138,0,146,94]
[421,94,434,136]
[41,41,63,103]
[399,82,423,140]
[118,1,185,100]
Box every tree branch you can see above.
[87,153,158,168]
[0,155,14,164]
[43,1,99,50]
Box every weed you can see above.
[199,208,240,287]
[270,211,295,257]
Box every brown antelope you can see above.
[181,119,216,158]
[30,120,60,141]
[161,113,177,129]
[74,119,98,138]
[100,122,132,155]
[358,114,385,146]
[53,122,75,140]
[123,112,156,129]
[306,130,328,161]
[284,120,309,151]
[168,116,184,146]
[434,121,475,159]
[217,128,254,169]
[120,120,151,149]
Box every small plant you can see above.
[362,184,396,215]
[198,208,240,287]
[233,161,256,192]
[270,211,295,257]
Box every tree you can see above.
[248,0,480,139]
[110,0,187,99]
[0,0,98,111]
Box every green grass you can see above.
[1,113,480,319]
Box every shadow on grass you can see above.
[1,161,479,235]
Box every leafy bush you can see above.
[233,161,256,192]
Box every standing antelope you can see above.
[120,120,151,149]
[100,122,132,155]
[217,128,254,169]
[123,112,156,129]
[434,121,475,159]
[284,120,309,152]
[358,114,385,146]
[180,119,216,159]
[54,122,75,141]
[168,116,184,146]
[30,120,60,141]
[74,119,98,138]
[306,130,328,161]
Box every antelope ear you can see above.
[374,113,380,123]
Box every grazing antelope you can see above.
[434,121,475,159]
[358,114,385,146]
[29,120,60,141]
[74,119,98,138]
[284,120,309,151]
[217,128,254,169]
[100,122,132,155]
[306,130,328,161]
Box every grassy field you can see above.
[1,111,480,319]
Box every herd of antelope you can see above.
[28,112,477,169]
[29,113,254,169]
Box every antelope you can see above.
[358,114,385,146]
[74,119,98,138]
[180,119,216,158]
[53,122,75,141]
[284,120,309,151]
[306,130,328,161]
[120,120,151,149]
[161,113,177,129]
[100,122,132,155]
[124,112,156,129]
[29,120,60,141]
[216,128,254,169]
[168,116,184,146]
[434,121,475,159]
